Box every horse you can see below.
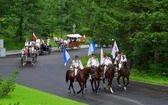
[102,64,118,94]
[117,61,131,91]
[65,70,76,94]
[90,65,104,95]
[76,67,92,96]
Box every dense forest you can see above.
[0,0,168,76]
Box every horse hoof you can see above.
[124,87,127,91]
[74,93,76,95]
[105,87,108,91]
[110,88,114,94]
[85,88,88,91]
[67,90,71,93]
[118,84,122,88]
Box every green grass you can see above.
[0,84,87,105]
[2,37,25,50]
[130,69,168,86]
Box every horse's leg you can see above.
[124,76,129,91]
[103,78,107,90]
[84,80,87,91]
[109,78,114,94]
[90,80,95,92]
[81,82,85,96]
[117,75,122,88]
[68,82,71,93]
[122,77,127,91]
[95,80,100,95]
[126,76,129,87]
[70,80,76,94]
[94,80,97,90]
[77,82,82,94]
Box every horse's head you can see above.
[123,62,131,69]
[98,64,105,73]
[108,65,118,77]
[82,67,92,74]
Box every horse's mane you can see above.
[122,62,130,73]
[123,62,127,68]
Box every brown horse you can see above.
[117,61,131,91]
[102,65,118,94]
[66,70,76,94]
[76,67,92,96]
[90,65,104,95]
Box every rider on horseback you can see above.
[70,55,84,81]
[115,51,127,75]
[86,54,99,80]
[102,54,112,78]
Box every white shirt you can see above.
[120,55,127,63]
[104,57,112,66]
[90,57,99,67]
[71,60,84,69]
[25,41,32,46]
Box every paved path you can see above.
[0,48,168,105]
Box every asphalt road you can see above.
[0,48,168,105]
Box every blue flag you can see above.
[63,48,70,66]
[88,39,96,56]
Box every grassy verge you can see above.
[0,84,87,105]
[130,69,168,86]
[2,37,25,50]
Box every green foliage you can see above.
[130,69,168,86]
[8,102,20,105]
[1,84,87,105]
[0,70,19,98]
[0,0,168,76]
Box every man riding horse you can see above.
[102,54,113,79]
[114,51,127,75]
[86,54,100,80]
[70,55,84,81]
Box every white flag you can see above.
[100,47,104,65]
[111,41,119,59]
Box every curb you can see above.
[5,45,89,56]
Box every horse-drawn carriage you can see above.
[54,34,82,51]
[35,38,51,55]
[21,42,37,66]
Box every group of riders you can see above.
[21,37,50,66]
[70,51,127,81]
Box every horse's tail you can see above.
[66,70,70,83]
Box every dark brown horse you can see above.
[117,61,131,91]
[76,67,92,96]
[102,65,118,94]
[66,70,76,94]
[90,65,104,95]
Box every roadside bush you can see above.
[0,70,19,98]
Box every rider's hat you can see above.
[75,55,79,58]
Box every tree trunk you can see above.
[19,16,23,42]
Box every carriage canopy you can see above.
[65,34,82,38]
